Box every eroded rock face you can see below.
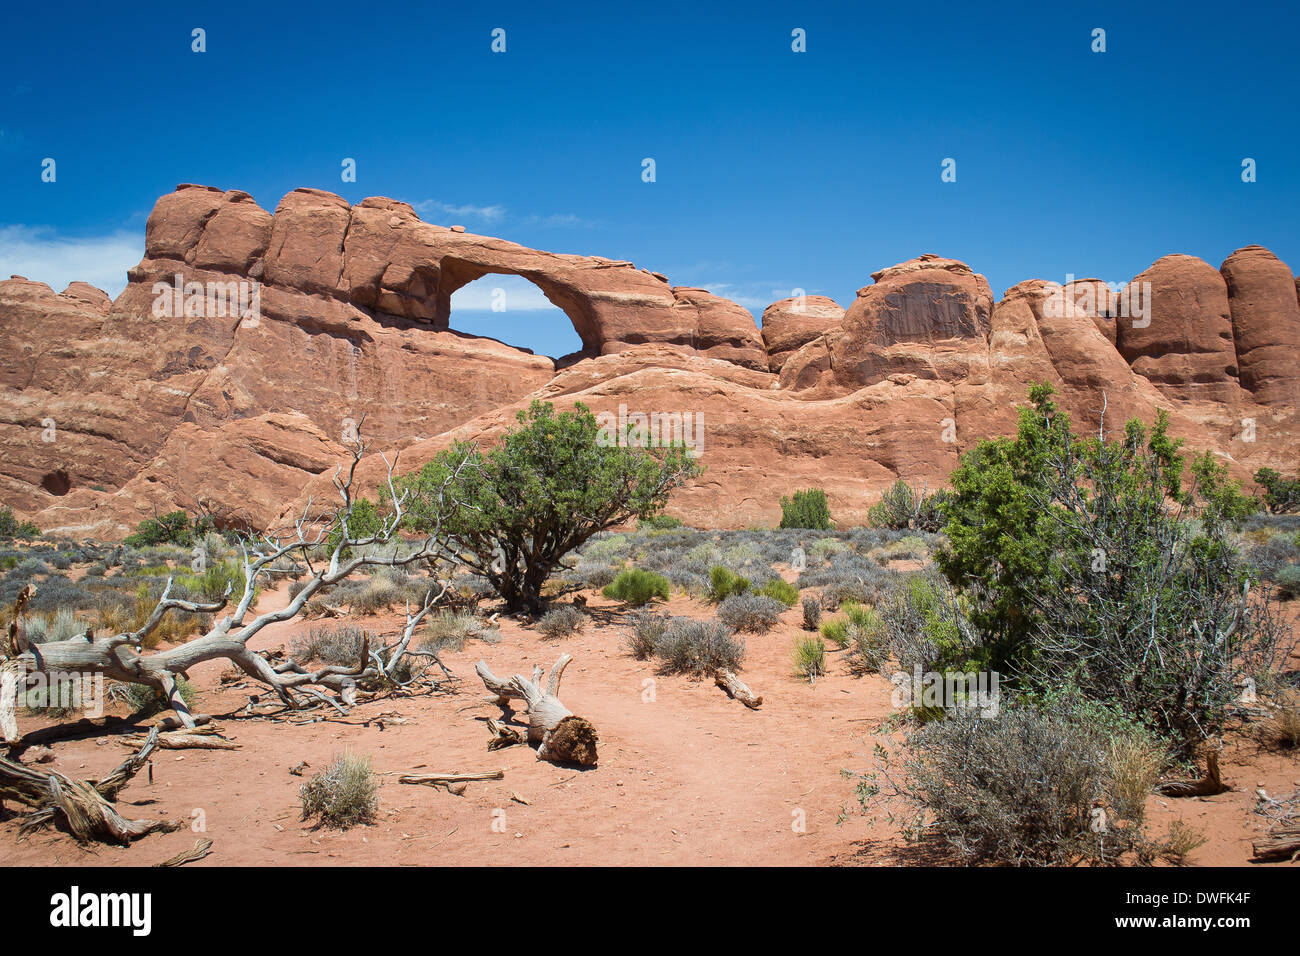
[760,295,845,372]
[1116,255,1241,405]
[0,185,1296,535]
[1221,245,1300,407]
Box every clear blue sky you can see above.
[2,0,1297,358]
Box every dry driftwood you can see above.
[486,716,524,750]
[715,668,762,709]
[120,724,239,750]
[1155,750,1230,797]
[400,769,504,796]
[0,727,182,844]
[476,654,598,765]
[1251,824,1300,862]
[154,837,214,867]
[0,422,472,739]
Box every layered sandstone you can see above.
[0,184,1296,535]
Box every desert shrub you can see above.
[809,537,851,562]
[564,560,618,591]
[626,611,670,660]
[294,625,367,666]
[324,496,384,558]
[537,604,586,639]
[84,562,108,577]
[707,565,749,602]
[1245,532,1300,580]
[639,514,684,530]
[801,595,822,631]
[1264,696,1300,749]
[123,510,212,548]
[1274,564,1300,599]
[779,488,832,530]
[716,593,784,633]
[939,384,1279,755]
[820,616,849,648]
[114,676,197,717]
[175,559,249,603]
[23,607,87,644]
[1254,467,1300,514]
[653,618,744,677]
[602,569,670,606]
[848,703,1163,865]
[797,556,894,607]
[874,573,978,675]
[793,636,826,683]
[756,577,799,607]
[300,752,379,829]
[420,610,498,652]
[398,401,702,614]
[841,603,889,672]
[0,507,40,540]
[867,479,947,532]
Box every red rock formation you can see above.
[0,186,1296,535]
[1221,245,1300,407]
[760,295,844,372]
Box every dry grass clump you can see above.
[716,592,784,633]
[300,751,378,830]
[629,616,743,677]
[793,635,826,683]
[537,604,586,639]
[293,624,367,666]
[419,610,500,653]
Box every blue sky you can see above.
[2,0,1297,358]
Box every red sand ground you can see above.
[3,583,1298,867]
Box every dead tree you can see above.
[0,727,181,844]
[476,654,598,765]
[0,423,473,741]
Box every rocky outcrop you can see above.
[760,295,844,372]
[0,184,1296,535]
[1221,245,1300,407]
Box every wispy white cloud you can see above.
[450,274,566,313]
[0,225,140,298]
[413,200,507,224]
[413,199,595,230]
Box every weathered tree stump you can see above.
[476,654,598,765]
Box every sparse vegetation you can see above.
[602,568,671,606]
[867,479,947,532]
[793,635,826,683]
[779,488,832,530]
[300,752,379,830]
[397,400,702,614]
[537,604,586,639]
[716,592,784,633]
[649,618,744,677]
[801,595,821,631]
[707,565,749,601]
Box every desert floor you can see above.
[3,582,1298,867]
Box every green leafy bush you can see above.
[603,569,671,606]
[0,507,40,540]
[779,488,832,530]
[397,401,702,613]
[756,577,799,607]
[939,384,1278,755]
[1254,467,1300,514]
[123,510,212,548]
[707,565,749,601]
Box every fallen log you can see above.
[476,654,598,766]
[1251,824,1300,863]
[1155,751,1230,797]
[715,669,762,709]
[0,727,183,844]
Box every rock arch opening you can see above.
[445,272,588,362]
